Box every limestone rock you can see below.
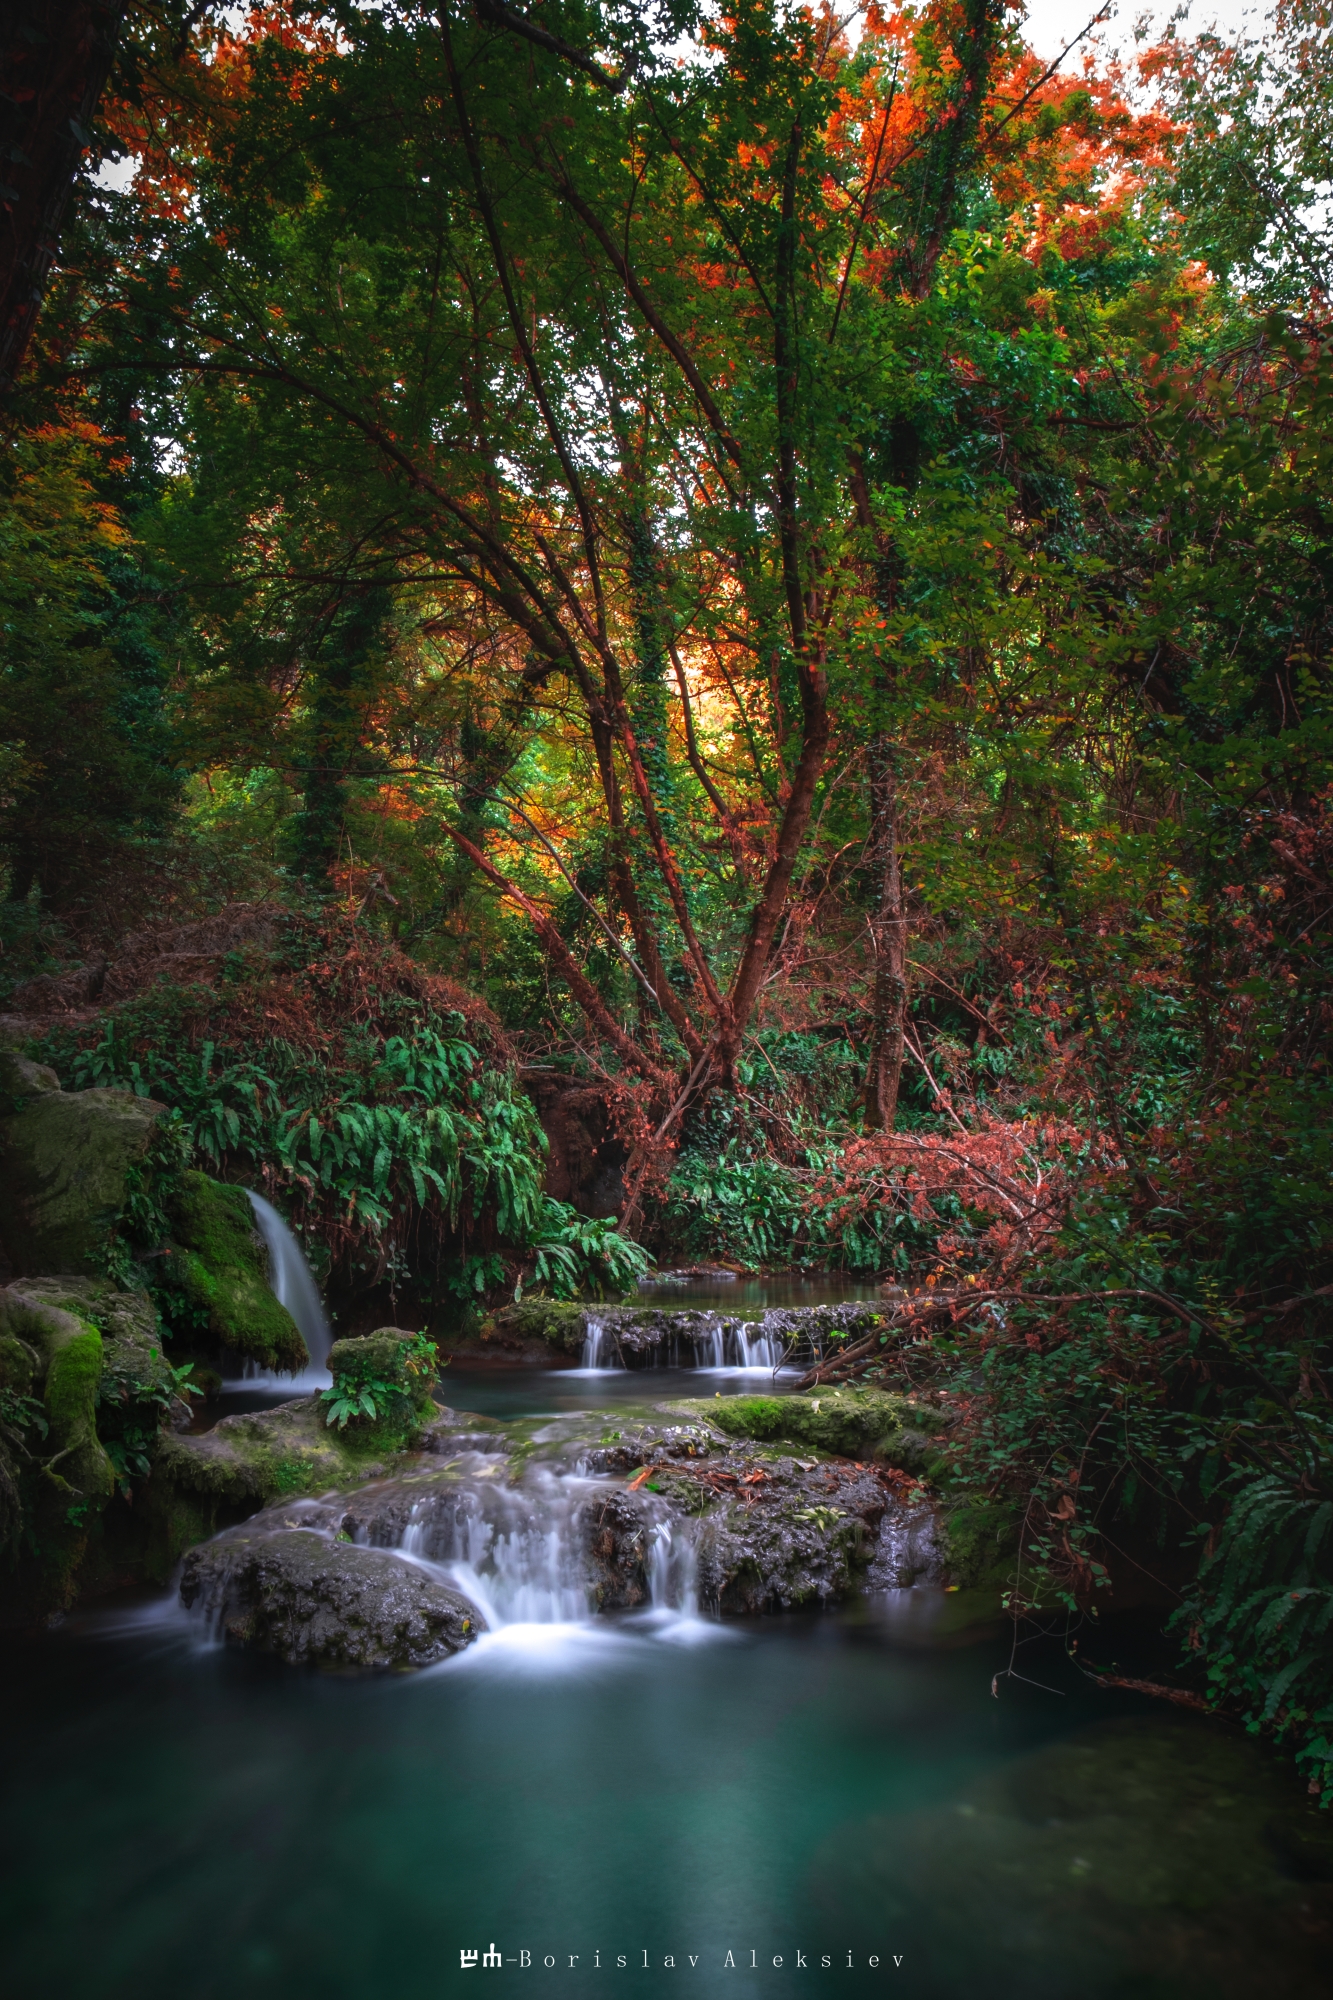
[179,1525,482,1670]
[0,1053,163,1276]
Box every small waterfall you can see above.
[724,1323,781,1369]
[647,1518,699,1619]
[577,1316,624,1372]
[246,1190,332,1369]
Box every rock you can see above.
[179,1524,483,1670]
[478,1298,897,1367]
[0,1281,117,1609]
[0,1053,163,1276]
[167,1173,306,1373]
[706,1386,948,1468]
[155,1391,392,1508]
[584,1414,892,1611]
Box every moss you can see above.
[153,1385,422,1516]
[940,1494,1025,1594]
[168,1173,307,1372]
[704,1387,946,1466]
[483,1300,587,1353]
[0,1064,163,1275]
[326,1329,439,1447]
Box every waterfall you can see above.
[728,1324,781,1370]
[246,1190,333,1369]
[576,1316,624,1372]
[386,1462,724,1648]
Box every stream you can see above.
[1,1255,1328,1996]
[3,1363,1331,1997]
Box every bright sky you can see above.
[1018,0,1269,65]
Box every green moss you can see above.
[325,1329,439,1445]
[0,1061,163,1274]
[153,1383,424,1516]
[484,1300,587,1352]
[940,1494,1024,1594]
[168,1173,307,1372]
[45,1326,104,1439]
[705,1387,946,1466]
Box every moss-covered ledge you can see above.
[164,1172,307,1373]
[0,1051,164,1276]
[703,1386,950,1472]
[148,1328,444,1563]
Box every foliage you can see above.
[0,419,180,914]
[98,1356,200,1495]
[32,922,551,1289]
[321,1330,438,1429]
[1175,1449,1333,1804]
[527,1198,653,1300]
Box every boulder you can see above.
[0,1052,163,1276]
[179,1525,482,1670]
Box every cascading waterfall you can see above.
[399,1465,596,1627]
[384,1458,718,1643]
[578,1317,622,1371]
[727,1323,781,1369]
[575,1310,785,1375]
[245,1190,333,1371]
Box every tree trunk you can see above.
[861,734,906,1128]
[0,1,125,391]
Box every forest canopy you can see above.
[2,0,1333,1792]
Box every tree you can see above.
[73,0,1180,1168]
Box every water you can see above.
[245,1190,333,1370]
[577,1316,784,1374]
[5,1378,1326,1996]
[2,1589,1327,1999]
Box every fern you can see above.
[1175,1445,1333,1804]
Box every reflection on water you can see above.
[1,1600,1327,2000]
[8,1354,1329,2000]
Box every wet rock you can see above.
[866,1499,947,1588]
[180,1524,482,1670]
[584,1414,894,1610]
[480,1298,894,1365]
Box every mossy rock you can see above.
[0,1052,164,1275]
[154,1388,421,1513]
[0,1282,119,1609]
[168,1173,306,1373]
[327,1329,440,1445]
[483,1300,588,1353]
[940,1492,1025,1594]
[704,1387,947,1469]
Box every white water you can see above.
[574,1316,623,1372]
[245,1190,333,1371]
[575,1312,784,1376]
[385,1460,734,1663]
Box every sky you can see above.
[1018,0,1269,64]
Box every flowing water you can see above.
[3,1238,1326,1996]
[246,1190,333,1370]
[577,1316,784,1373]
